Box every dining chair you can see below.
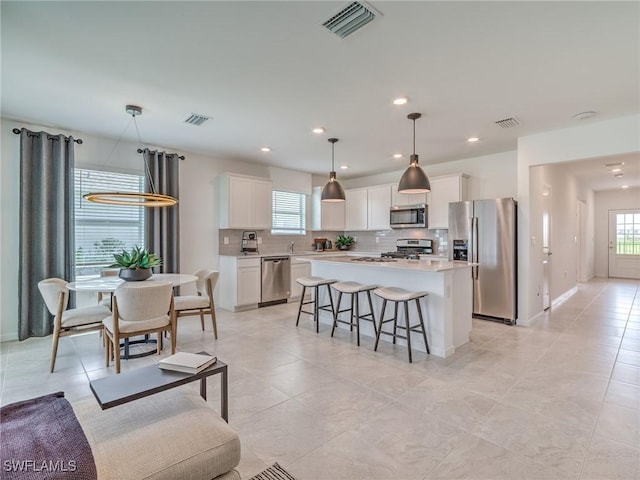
[174,270,219,338]
[38,278,111,373]
[97,268,119,308]
[103,281,175,374]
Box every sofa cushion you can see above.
[72,391,240,480]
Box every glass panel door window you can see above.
[616,213,640,255]
[74,168,145,277]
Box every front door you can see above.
[542,186,551,310]
[609,210,640,279]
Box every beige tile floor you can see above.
[1,278,638,479]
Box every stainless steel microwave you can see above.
[389,204,427,229]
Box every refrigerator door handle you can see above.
[472,216,479,279]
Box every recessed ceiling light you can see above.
[467,137,480,143]
[340,165,348,170]
[614,173,624,178]
[573,111,597,121]
[312,127,325,134]
[260,146,271,152]
[605,162,625,168]
[611,168,622,172]
[621,185,629,189]
[393,153,403,159]
[393,97,408,105]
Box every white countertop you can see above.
[219,251,380,258]
[301,255,474,272]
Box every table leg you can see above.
[221,366,228,423]
[200,378,207,401]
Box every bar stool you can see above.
[373,287,430,363]
[331,282,378,346]
[295,277,337,333]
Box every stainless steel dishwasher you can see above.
[259,256,290,307]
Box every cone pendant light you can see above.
[398,113,431,194]
[321,138,346,202]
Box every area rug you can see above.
[249,462,297,480]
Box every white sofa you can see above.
[72,390,241,480]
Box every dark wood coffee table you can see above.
[89,355,228,422]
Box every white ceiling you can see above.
[2,1,639,190]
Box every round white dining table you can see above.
[68,273,197,292]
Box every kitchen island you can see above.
[300,255,473,358]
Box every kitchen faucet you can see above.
[289,241,294,254]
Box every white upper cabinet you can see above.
[219,173,273,229]
[367,184,392,230]
[427,174,469,229]
[311,186,345,231]
[345,188,368,231]
[391,185,428,206]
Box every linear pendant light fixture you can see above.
[321,138,346,202]
[398,112,431,194]
[83,105,177,207]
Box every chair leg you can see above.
[374,299,387,352]
[114,335,121,374]
[366,290,377,336]
[326,284,335,319]
[355,293,361,347]
[296,286,306,326]
[199,310,205,331]
[349,293,354,332]
[211,302,218,339]
[50,326,61,373]
[104,332,111,368]
[392,301,399,345]
[331,291,343,337]
[416,298,430,354]
[404,301,412,363]
[157,332,162,354]
[314,286,320,333]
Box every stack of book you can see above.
[158,352,217,374]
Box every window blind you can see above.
[271,190,306,235]
[74,168,145,270]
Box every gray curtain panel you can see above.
[143,149,180,273]
[18,129,76,340]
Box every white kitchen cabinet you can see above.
[367,184,392,230]
[427,174,469,229]
[290,258,311,300]
[219,173,273,229]
[218,256,261,311]
[311,186,345,231]
[391,185,428,206]
[345,188,368,231]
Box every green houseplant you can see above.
[336,235,355,251]
[111,245,162,281]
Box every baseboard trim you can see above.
[552,286,578,309]
[519,309,546,327]
[0,332,19,343]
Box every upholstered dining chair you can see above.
[38,278,111,373]
[97,268,119,308]
[174,270,219,338]
[103,281,175,374]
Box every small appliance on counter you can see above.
[324,240,333,250]
[241,231,259,255]
[313,238,327,251]
[381,238,433,259]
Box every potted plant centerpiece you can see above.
[336,235,355,251]
[111,245,162,281]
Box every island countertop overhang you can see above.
[298,255,475,273]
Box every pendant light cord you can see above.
[412,117,416,156]
[331,141,335,172]
[132,115,158,195]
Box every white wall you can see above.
[518,113,640,325]
[0,118,270,341]
[342,150,518,200]
[594,187,640,277]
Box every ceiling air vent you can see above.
[322,1,379,39]
[184,114,211,126]
[494,117,521,129]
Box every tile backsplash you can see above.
[219,228,448,256]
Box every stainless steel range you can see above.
[381,238,434,259]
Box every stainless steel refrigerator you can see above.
[448,198,517,324]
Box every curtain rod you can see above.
[12,128,83,144]
[137,148,185,161]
